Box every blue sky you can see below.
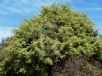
[0,0,102,41]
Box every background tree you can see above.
[0,4,102,76]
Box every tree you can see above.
[0,4,102,76]
[0,37,12,59]
[0,37,12,48]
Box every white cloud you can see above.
[96,26,102,35]
[8,7,24,14]
[79,7,102,11]
[0,0,34,15]
[0,10,8,15]
[0,0,60,16]
[0,27,14,41]
[67,0,74,3]
[19,0,32,4]
[0,0,57,15]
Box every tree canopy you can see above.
[0,4,102,76]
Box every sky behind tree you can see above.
[0,0,102,41]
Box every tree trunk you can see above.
[47,65,53,76]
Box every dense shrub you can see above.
[0,4,102,76]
